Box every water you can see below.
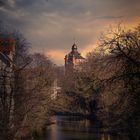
[45,116,129,140]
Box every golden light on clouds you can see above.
[81,43,98,57]
[43,43,98,65]
[1,0,140,65]
[45,49,67,65]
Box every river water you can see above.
[44,116,129,140]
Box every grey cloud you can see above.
[0,0,140,64]
[0,0,17,12]
[0,0,5,7]
[97,16,124,20]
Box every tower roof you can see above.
[72,43,77,51]
[67,43,84,59]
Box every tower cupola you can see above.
[72,43,77,52]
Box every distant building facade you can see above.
[64,43,85,71]
[51,79,61,100]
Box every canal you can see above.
[44,116,130,140]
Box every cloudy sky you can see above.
[0,0,140,65]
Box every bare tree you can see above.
[97,24,140,139]
[0,24,56,140]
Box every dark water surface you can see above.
[45,116,129,140]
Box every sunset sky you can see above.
[0,0,140,65]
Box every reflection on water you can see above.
[45,116,129,140]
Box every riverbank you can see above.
[23,115,139,140]
[45,115,131,140]
[55,111,98,119]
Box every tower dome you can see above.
[72,43,77,52]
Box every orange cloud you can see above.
[45,49,67,65]
[81,43,98,58]
[44,45,98,65]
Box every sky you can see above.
[0,0,140,65]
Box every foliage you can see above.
[59,24,140,139]
[97,24,140,139]
[0,24,55,140]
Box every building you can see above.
[64,43,85,71]
[0,36,15,95]
[0,36,15,126]
[0,36,15,67]
[51,79,61,100]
